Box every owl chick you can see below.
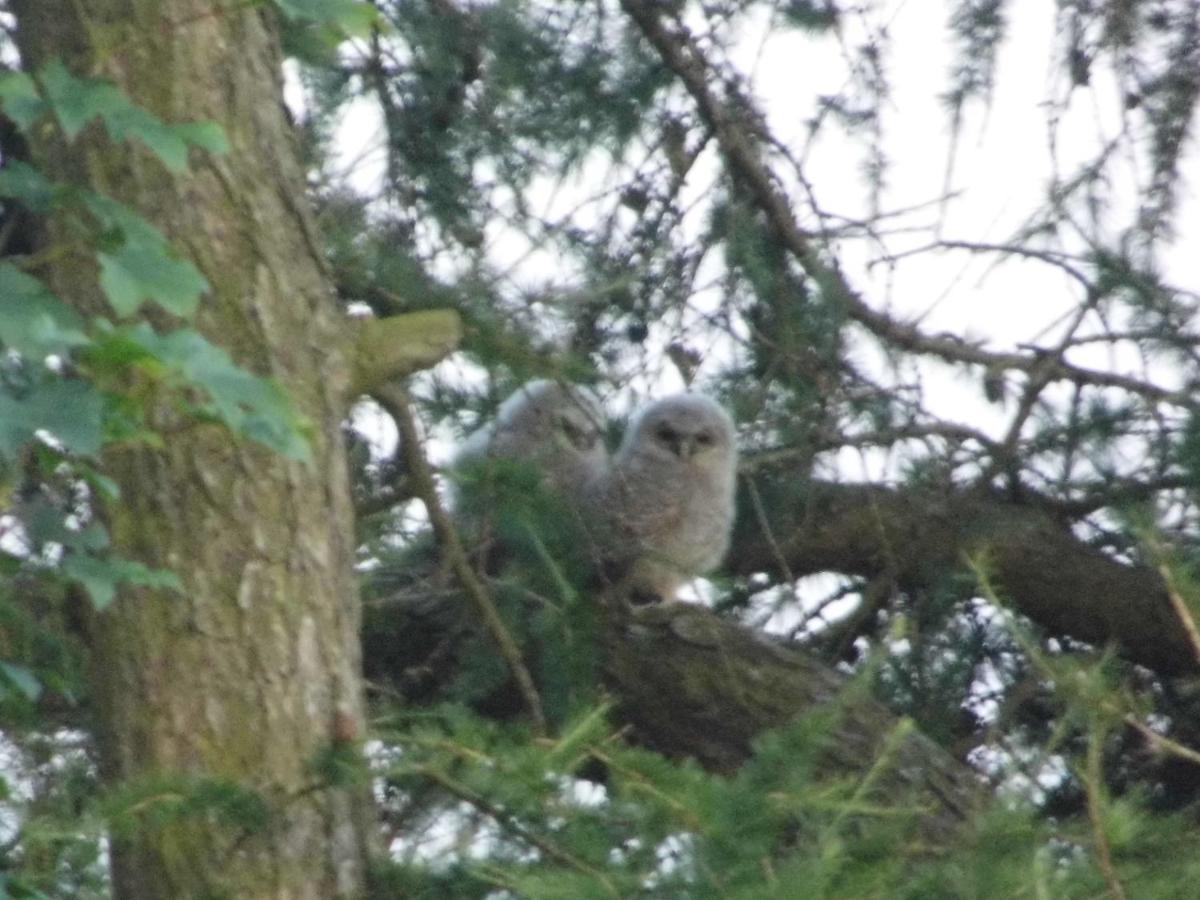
[452,379,608,509]
[585,392,737,603]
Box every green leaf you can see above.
[0,872,53,900]
[85,194,208,317]
[39,59,128,140]
[62,554,182,611]
[0,663,42,701]
[0,264,89,358]
[0,378,105,459]
[173,121,230,156]
[81,467,121,500]
[38,60,228,172]
[103,103,190,173]
[22,498,108,552]
[0,70,49,131]
[0,161,58,212]
[73,523,111,552]
[118,324,312,461]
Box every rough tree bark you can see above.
[12,3,374,897]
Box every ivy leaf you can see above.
[81,466,121,500]
[0,161,58,212]
[38,60,228,172]
[0,663,42,702]
[0,378,105,460]
[173,121,230,156]
[62,553,182,611]
[119,324,312,461]
[39,59,128,140]
[0,265,88,359]
[102,103,191,173]
[0,70,49,131]
[85,194,208,318]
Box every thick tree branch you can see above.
[730,475,1196,676]
[366,577,982,842]
[603,602,982,843]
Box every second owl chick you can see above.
[454,379,608,498]
[585,392,737,603]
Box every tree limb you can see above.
[603,601,982,843]
[347,310,463,399]
[730,475,1197,676]
[365,577,983,843]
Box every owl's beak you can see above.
[678,437,697,460]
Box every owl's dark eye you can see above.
[695,431,714,447]
[559,415,593,449]
[656,424,678,443]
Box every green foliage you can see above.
[37,61,227,172]
[18,495,182,610]
[85,195,208,318]
[945,0,1008,113]
[0,729,107,898]
[4,0,1200,893]
[0,662,42,702]
[275,0,381,36]
[424,456,601,726]
[324,0,1200,894]
[88,322,312,462]
[276,0,385,63]
[780,0,840,32]
[59,555,181,611]
[0,265,87,359]
[0,378,104,460]
[101,774,271,840]
[0,62,229,173]
[369,686,1200,899]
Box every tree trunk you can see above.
[11,3,373,897]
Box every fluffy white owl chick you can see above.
[453,379,608,499]
[586,392,737,603]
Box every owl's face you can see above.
[509,381,605,455]
[479,380,609,490]
[624,394,735,471]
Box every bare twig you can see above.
[1124,716,1200,768]
[1156,562,1200,667]
[1084,728,1128,900]
[374,382,547,735]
